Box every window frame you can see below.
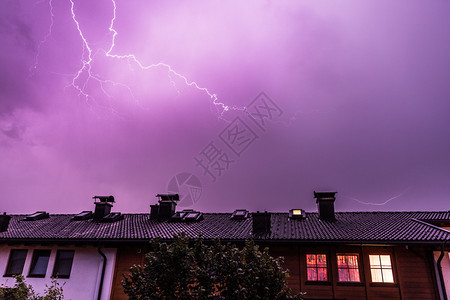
[305,253,329,282]
[368,254,395,283]
[336,253,361,283]
[52,250,75,279]
[4,249,28,277]
[28,249,51,278]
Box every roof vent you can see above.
[0,213,11,232]
[157,194,179,201]
[93,195,115,203]
[23,211,49,221]
[72,211,93,221]
[93,195,114,221]
[231,209,249,220]
[252,212,271,235]
[100,212,124,223]
[289,209,305,220]
[314,191,336,221]
[150,194,180,220]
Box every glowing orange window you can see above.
[306,254,328,281]
[369,255,394,283]
[337,254,360,282]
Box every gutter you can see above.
[437,245,448,300]
[1,238,449,245]
[97,248,107,300]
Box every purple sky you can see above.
[1,0,449,214]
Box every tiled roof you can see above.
[0,211,449,244]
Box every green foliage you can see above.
[122,234,305,299]
[0,275,65,300]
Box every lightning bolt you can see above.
[103,0,244,116]
[344,188,410,206]
[33,0,245,117]
[68,0,93,101]
[30,0,54,74]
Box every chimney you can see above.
[93,196,115,221]
[252,212,271,234]
[0,213,11,232]
[150,204,160,220]
[314,191,336,221]
[151,194,179,220]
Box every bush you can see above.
[0,275,65,300]
[122,234,304,299]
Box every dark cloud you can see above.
[0,0,449,213]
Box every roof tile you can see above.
[0,211,449,243]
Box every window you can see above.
[306,254,327,281]
[231,209,249,220]
[369,255,394,283]
[337,254,360,282]
[52,250,75,278]
[5,249,28,276]
[29,250,51,277]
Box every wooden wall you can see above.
[110,244,439,300]
[110,246,146,300]
[393,246,439,300]
[273,244,438,300]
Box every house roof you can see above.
[0,211,449,244]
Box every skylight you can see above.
[23,211,49,221]
[101,212,124,223]
[289,209,305,219]
[231,209,249,220]
[72,211,93,221]
[184,212,202,221]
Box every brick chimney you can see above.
[0,213,11,232]
[314,191,336,221]
[93,196,114,221]
[252,212,271,234]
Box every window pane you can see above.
[53,250,75,278]
[306,254,316,266]
[380,255,392,267]
[349,268,360,282]
[6,250,27,275]
[347,255,358,268]
[371,269,383,282]
[307,267,317,280]
[382,269,394,283]
[29,250,51,277]
[317,254,327,267]
[338,269,348,281]
[337,256,347,267]
[318,267,327,281]
[369,255,381,267]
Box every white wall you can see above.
[434,251,450,300]
[0,245,116,300]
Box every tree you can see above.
[122,234,304,299]
[0,275,65,300]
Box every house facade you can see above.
[0,192,449,300]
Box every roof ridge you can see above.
[411,218,450,236]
